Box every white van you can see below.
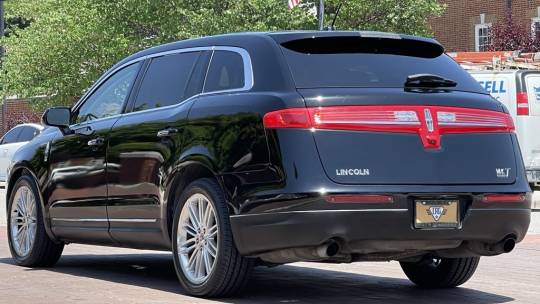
[470,70,540,189]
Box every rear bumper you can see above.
[231,196,531,258]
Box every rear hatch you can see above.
[272,32,518,185]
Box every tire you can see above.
[172,178,253,297]
[7,174,64,267]
[400,256,480,288]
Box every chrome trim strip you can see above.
[71,46,254,117]
[109,219,158,223]
[230,209,408,218]
[52,218,157,223]
[52,218,107,222]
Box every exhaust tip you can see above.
[326,241,340,257]
[503,238,516,253]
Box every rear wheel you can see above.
[172,178,253,297]
[7,175,64,267]
[400,256,480,288]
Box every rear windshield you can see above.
[279,37,485,93]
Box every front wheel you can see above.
[172,178,253,297]
[7,174,64,267]
[400,256,480,288]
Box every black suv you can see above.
[7,32,531,298]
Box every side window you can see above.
[75,62,141,124]
[18,127,40,142]
[204,51,245,93]
[1,127,22,144]
[132,52,201,112]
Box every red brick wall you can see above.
[431,0,540,51]
[0,99,42,136]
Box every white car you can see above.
[0,123,44,187]
[469,70,540,190]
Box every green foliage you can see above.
[0,0,444,108]
[322,0,445,36]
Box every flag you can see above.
[288,0,300,9]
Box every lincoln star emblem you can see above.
[424,109,434,133]
[427,206,446,222]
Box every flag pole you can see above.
[318,0,324,30]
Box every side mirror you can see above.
[42,107,71,128]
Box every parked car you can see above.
[0,123,43,187]
[6,32,531,298]
[469,70,540,190]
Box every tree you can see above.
[488,12,538,52]
[0,0,445,109]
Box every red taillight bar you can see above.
[325,194,394,204]
[263,105,515,149]
[262,108,311,129]
[516,92,529,116]
[482,194,527,203]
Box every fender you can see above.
[160,151,222,243]
[7,163,59,243]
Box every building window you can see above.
[475,24,491,52]
[532,17,540,37]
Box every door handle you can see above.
[87,137,104,147]
[157,128,178,138]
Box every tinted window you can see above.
[18,126,40,142]
[76,63,141,124]
[133,52,201,112]
[280,37,484,93]
[1,127,22,144]
[204,51,245,93]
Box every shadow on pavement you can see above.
[0,253,513,304]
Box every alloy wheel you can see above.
[177,193,219,284]
[10,185,37,257]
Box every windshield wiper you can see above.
[405,74,457,88]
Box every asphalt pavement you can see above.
[0,189,539,303]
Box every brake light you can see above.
[517,92,529,116]
[325,194,394,204]
[262,108,310,129]
[482,194,526,203]
[263,105,515,149]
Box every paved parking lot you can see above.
[0,190,539,303]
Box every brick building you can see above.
[431,0,540,51]
[0,98,41,137]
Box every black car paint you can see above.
[7,32,531,256]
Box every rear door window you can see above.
[18,126,40,142]
[524,74,540,116]
[203,51,245,93]
[1,127,22,144]
[132,51,201,112]
[278,36,484,93]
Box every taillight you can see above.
[482,194,527,203]
[436,107,515,133]
[325,194,394,204]
[517,92,529,116]
[264,105,514,149]
[262,108,311,129]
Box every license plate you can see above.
[414,199,459,229]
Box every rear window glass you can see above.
[1,127,22,144]
[280,37,484,93]
[204,51,245,93]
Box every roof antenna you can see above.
[329,1,344,31]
